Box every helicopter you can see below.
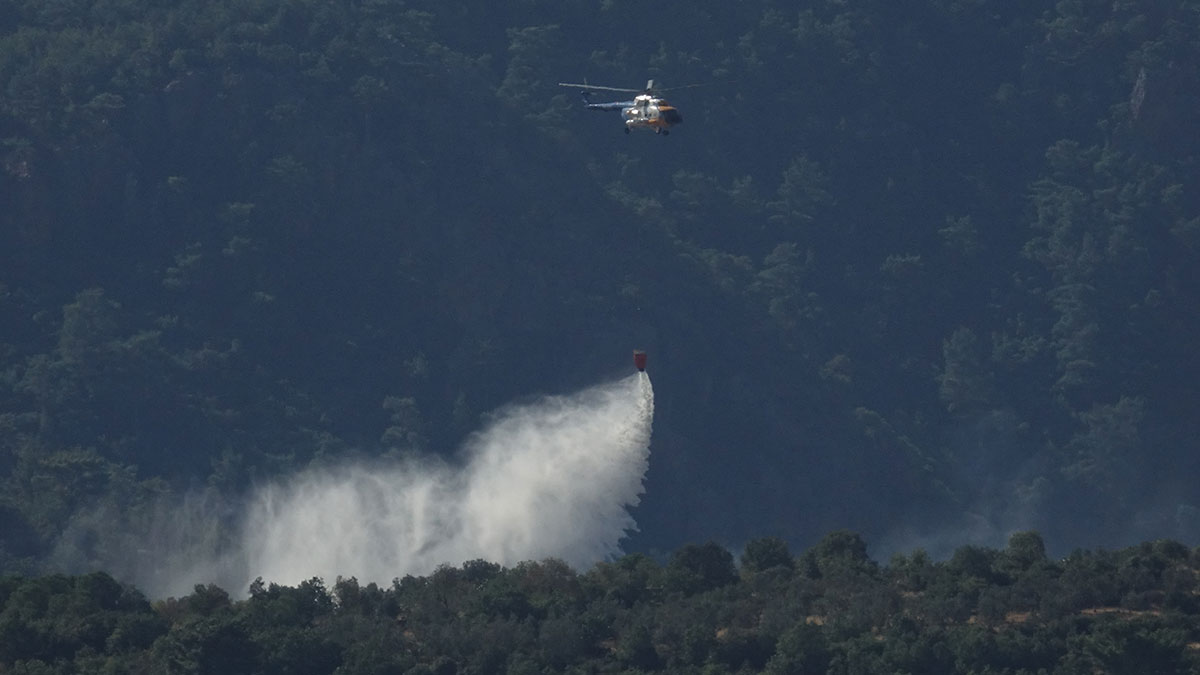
[558,79,693,135]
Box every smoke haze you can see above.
[74,373,654,597]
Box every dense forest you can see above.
[2,0,1200,601]
[3,533,1200,674]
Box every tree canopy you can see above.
[3,535,1200,674]
[2,0,1199,584]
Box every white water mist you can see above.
[138,372,653,595]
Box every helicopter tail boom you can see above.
[570,89,629,112]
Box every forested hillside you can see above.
[3,534,1199,674]
[3,0,1200,583]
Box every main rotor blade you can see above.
[558,82,643,93]
[656,80,736,93]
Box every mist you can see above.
[69,373,654,598]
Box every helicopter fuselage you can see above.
[620,94,683,134]
[563,80,689,135]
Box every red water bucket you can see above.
[633,350,647,372]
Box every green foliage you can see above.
[804,530,876,580]
[584,553,661,608]
[1,0,1199,617]
[0,535,1195,673]
[740,537,794,577]
[0,572,163,669]
[664,542,738,596]
[939,326,994,413]
[764,621,828,675]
